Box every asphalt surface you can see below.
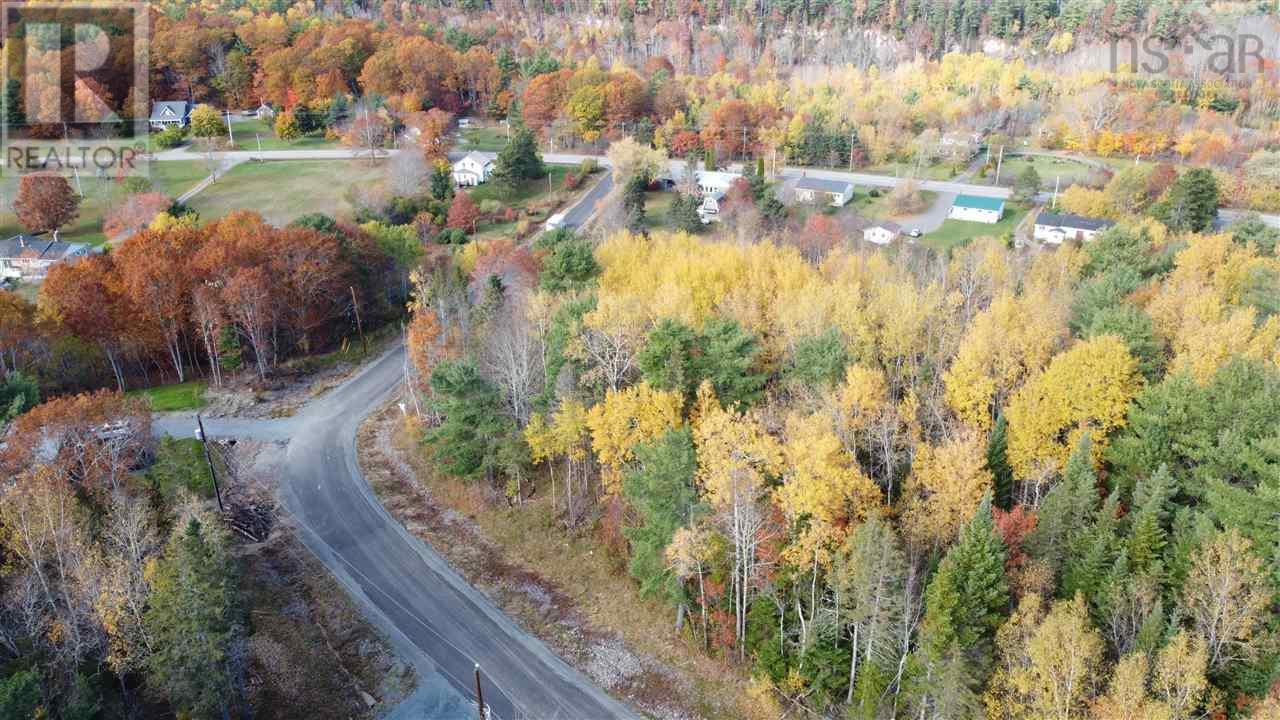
[154,346,637,720]
[151,144,1280,230]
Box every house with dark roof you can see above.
[794,177,854,207]
[1033,212,1115,244]
[948,194,1005,224]
[0,235,91,281]
[149,100,191,129]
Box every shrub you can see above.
[152,125,187,149]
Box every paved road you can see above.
[153,145,1280,231]
[155,346,636,720]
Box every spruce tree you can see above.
[986,414,1014,510]
[622,428,700,602]
[425,361,515,482]
[1028,434,1099,574]
[144,518,236,720]
[921,495,1009,667]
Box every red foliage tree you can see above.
[102,192,172,243]
[14,173,80,241]
[447,191,481,233]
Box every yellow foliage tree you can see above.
[1025,595,1105,719]
[774,412,882,565]
[945,289,1070,432]
[1089,653,1172,720]
[900,433,993,548]
[1007,336,1141,480]
[585,382,683,493]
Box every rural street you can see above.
[150,144,1280,230]
[154,346,637,720]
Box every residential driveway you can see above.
[154,345,637,720]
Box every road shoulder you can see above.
[357,402,763,720]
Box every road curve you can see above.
[157,346,636,720]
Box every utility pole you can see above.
[1053,175,1060,208]
[224,111,234,146]
[474,664,486,720]
[196,414,225,513]
[350,286,367,355]
[849,131,857,171]
[256,133,262,155]
[994,145,1005,185]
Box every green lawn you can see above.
[129,380,208,411]
[0,160,210,246]
[861,160,960,181]
[186,160,388,226]
[644,191,676,230]
[995,155,1100,189]
[849,189,939,220]
[923,205,1028,255]
[468,166,570,205]
[458,126,511,152]
[227,118,339,152]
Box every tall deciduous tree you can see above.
[14,173,80,241]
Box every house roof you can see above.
[795,177,853,194]
[456,151,494,167]
[868,221,901,233]
[0,234,88,262]
[953,194,1006,212]
[1035,212,1114,232]
[149,100,190,122]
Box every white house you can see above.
[948,194,1005,224]
[794,177,854,207]
[149,100,191,129]
[1033,212,1115,244]
[699,191,727,222]
[0,235,91,281]
[452,152,494,186]
[863,221,901,245]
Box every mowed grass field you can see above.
[996,155,1103,189]
[0,160,208,246]
[227,118,340,152]
[922,205,1028,254]
[185,160,388,226]
[128,381,208,411]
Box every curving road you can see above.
[155,345,635,720]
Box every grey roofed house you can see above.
[1034,212,1115,232]
[0,234,92,280]
[794,177,853,194]
[149,100,192,127]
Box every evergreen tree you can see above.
[430,162,454,201]
[1086,304,1164,382]
[1150,168,1219,233]
[692,317,766,410]
[539,237,599,293]
[1062,492,1120,601]
[623,174,648,233]
[1029,434,1099,576]
[622,428,700,601]
[490,125,545,195]
[324,93,350,128]
[668,193,704,233]
[921,495,1009,669]
[4,78,25,128]
[144,518,237,720]
[788,330,848,388]
[0,670,41,719]
[425,361,515,482]
[637,318,698,396]
[986,414,1014,510]
[1013,164,1041,202]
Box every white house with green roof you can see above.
[948,194,1005,224]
